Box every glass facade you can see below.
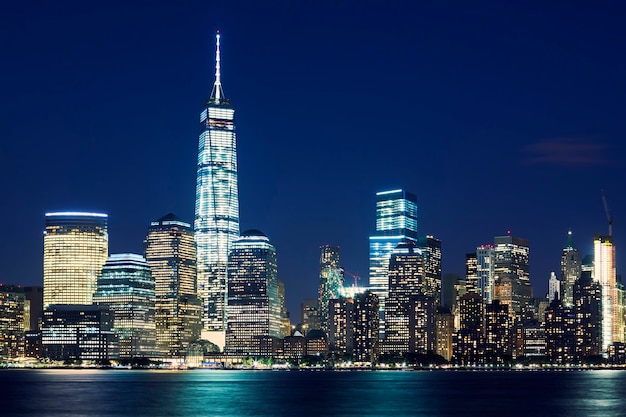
[560,231,582,307]
[0,285,26,359]
[43,212,108,309]
[493,235,531,315]
[145,214,201,358]
[318,245,343,334]
[225,230,280,356]
[93,254,156,359]
[368,189,418,337]
[594,235,621,351]
[195,33,240,341]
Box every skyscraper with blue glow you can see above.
[368,189,418,337]
[194,31,240,349]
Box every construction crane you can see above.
[601,189,613,237]
[339,267,360,288]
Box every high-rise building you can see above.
[465,253,478,295]
[318,245,343,334]
[145,214,201,358]
[195,31,240,345]
[435,307,455,361]
[484,300,511,362]
[328,297,355,355]
[43,212,108,308]
[560,231,581,307]
[548,272,560,303]
[384,240,425,354]
[476,245,495,303]
[277,280,291,338]
[0,284,26,359]
[493,235,531,315]
[42,304,118,362]
[417,235,442,305]
[299,298,321,334]
[594,235,621,351]
[453,292,484,364]
[544,299,576,364]
[573,271,602,358]
[353,291,380,363]
[369,189,418,336]
[225,230,281,356]
[93,254,156,359]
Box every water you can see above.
[3,368,626,416]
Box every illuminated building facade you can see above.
[278,280,291,338]
[93,254,156,359]
[594,235,621,351]
[573,271,602,358]
[493,235,531,315]
[24,286,43,331]
[43,212,108,308]
[225,230,280,356]
[544,300,576,364]
[299,298,321,333]
[484,300,511,362]
[369,189,418,336]
[195,32,240,347]
[465,253,478,295]
[384,241,424,354]
[417,235,442,305]
[0,285,26,359]
[353,291,379,363]
[476,245,495,303]
[318,245,343,334]
[548,272,560,303]
[435,307,455,361]
[42,304,118,362]
[328,297,354,354]
[145,214,201,358]
[453,292,483,364]
[560,231,581,307]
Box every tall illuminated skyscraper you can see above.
[368,189,418,336]
[493,234,531,315]
[195,31,240,347]
[43,212,108,309]
[145,214,201,359]
[225,230,280,355]
[594,235,621,351]
[318,245,343,334]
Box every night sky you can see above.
[2,1,625,317]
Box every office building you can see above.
[493,235,531,315]
[453,293,484,364]
[476,245,495,303]
[544,300,576,364]
[594,235,621,351]
[145,214,201,358]
[225,230,281,356]
[43,212,108,308]
[0,284,25,359]
[548,272,560,303]
[369,189,418,336]
[573,271,602,358]
[353,291,380,363]
[24,286,43,331]
[318,245,343,334]
[465,253,478,295]
[299,298,320,334]
[435,307,455,361]
[42,304,118,362]
[195,32,240,345]
[328,297,354,355]
[93,254,156,359]
[484,300,512,362]
[560,231,581,307]
[417,235,442,305]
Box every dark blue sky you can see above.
[2,1,625,317]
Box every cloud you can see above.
[522,138,612,167]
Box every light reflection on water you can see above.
[3,369,626,417]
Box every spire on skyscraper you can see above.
[210,30,225,103]
[564,229,576,249]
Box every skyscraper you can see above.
[493,234,531,315]
[594,235,621,351]
[93,254,156,359]
[0,284,25,359]
[195,31,240,346]
[43,212,108,308]
[416,235,442,305]
[225,230,281,356]
[369,189,418,336]
[560,230,581,307]
[318,245,343,334]
[476,245,495,304]
[145,214,201,359]
[384,240,425,354]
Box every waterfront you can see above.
[3,369,626,417]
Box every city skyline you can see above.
[2,1,625,317]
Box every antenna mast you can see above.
[210,30,225,102]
